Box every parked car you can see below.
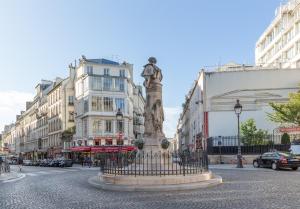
[23,160,33,166]
[172,156,182,165]
[58,159,73,167]
[253,152,300,170]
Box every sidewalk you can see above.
[0,171,25,182]
[71,164,100,171]
[209,164,273,171]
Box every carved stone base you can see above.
[141,135,163,154]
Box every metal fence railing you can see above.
[207,144,290,155]
[98,151,209,176]
[210,134,300,147]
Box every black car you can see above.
[253,152,300,170]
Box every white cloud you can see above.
[0,91,33,132]
[163,106,181,138]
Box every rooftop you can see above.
[85,58,120,66]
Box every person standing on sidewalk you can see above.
[17,157,23,171]
[0,156,3,174]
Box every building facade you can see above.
[1,57,144,160]
[177,65,300,149]
[256,0,300,68]
[47,72,75,158]
[73,57,144,148]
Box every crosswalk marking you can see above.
[24,169,78,177]
[26,173,39,176]
[36,171,50,174]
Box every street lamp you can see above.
[116,108,124,145]
[234,99,243,168]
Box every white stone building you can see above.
[177,65,300,149]
[47,70,76,158]
[256,0,300,68]
[73,56,144,147]
[1,124,15,155]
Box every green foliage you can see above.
[281,133,291,144]
[61,126,76,141]
[268,92,300,125]
[161,138,170,149]
[134,139,144,150]
[240,119,268,145]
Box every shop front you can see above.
[69,145,137,163]
[47,147,63,159]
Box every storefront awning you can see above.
[70,146,91,152]
[70,146,136,153]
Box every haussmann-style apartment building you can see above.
[1,56,145,160]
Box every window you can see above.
[103,77,112,91]
[68,96,74,105]
[115,98,125,112]
[69,112,74,122]
[93,120,102,135]
[83,119,88,137]
[84,97,89,112]
[103,97,113,112]
[104,68,110,76]
[117,140,124,145]
[91,77,102,90]
[92,96,102,111]
[115,78,125,92]
[105,139,112,145]
[119,69,125,77]
[87,66,93,75]
[105,120,112,133]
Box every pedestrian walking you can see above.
[18,157,23,171]
[0,156,3,174]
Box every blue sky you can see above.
[0,0,281,136]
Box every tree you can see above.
[268,91,300,125]
[240,119,268,145]
[62,126,76,142]
[281,133,291,144]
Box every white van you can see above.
[290,144,300,156]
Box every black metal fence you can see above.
[207,144,290,155]
[99,151,209,176]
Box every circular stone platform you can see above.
[88,171,222,192]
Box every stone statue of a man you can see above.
[142,57,165,142]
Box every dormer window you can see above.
[120,69,125,77]
[104,68,110,76]
[87,66,93,75]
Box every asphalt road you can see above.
[1,165,300,209]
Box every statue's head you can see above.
[148,57,157,64]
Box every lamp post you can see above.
[234,99,243,168]
[218,136,223,164]
[116,108,124,145]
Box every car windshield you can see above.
[277,152,292,157]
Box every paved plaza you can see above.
[0,165,300,209]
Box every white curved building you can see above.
[256,0,300,68]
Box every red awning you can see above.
[70,146,91,152]
[91,146,136,153]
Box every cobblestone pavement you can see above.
[1,166,300,209]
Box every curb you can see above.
[88,175,222,192]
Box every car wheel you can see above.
[272,162,278,170]
[292,167,298,171]
[253,161,259,168]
